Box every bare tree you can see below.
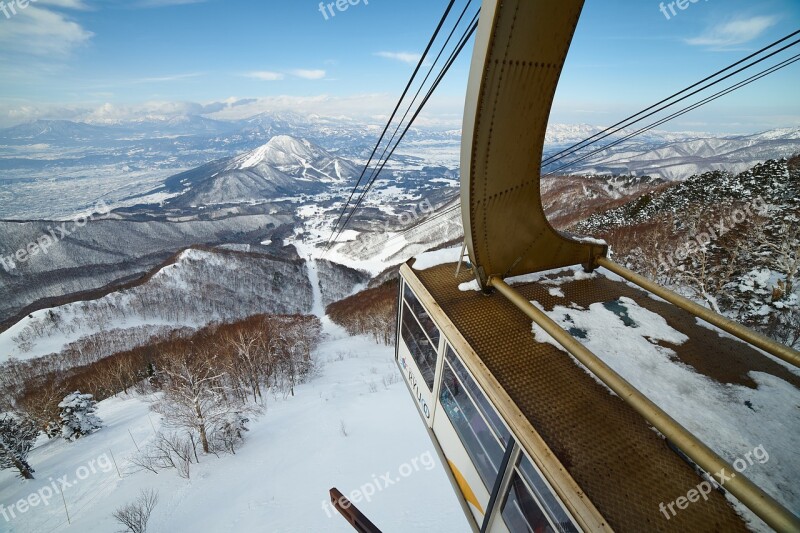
[152,345,241,454]
[755,218,800,296]
[18,380,67,438]
[149,433,194,478]
[673,245,731,313]
[222,327,268,404]
[113,489,159,533]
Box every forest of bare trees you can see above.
[8,248,313,356]
[3,314,321,455]
[327,279,398,345]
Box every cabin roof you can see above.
[410,260,800,532]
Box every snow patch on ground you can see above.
[458,265,598,292]
[548,287,565,298]
[574,236,608,246]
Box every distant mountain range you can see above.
[3,115,798,182]
[2,122,795,342]
[546,126,800,180]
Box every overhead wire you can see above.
[326,14,799,252]
[543,52,800,178]
[541,29,800,169]
[327,9,479,250]
[361,2,477,195]
[324,0,459,250]
[380,45,800,242]
[344,6,478,256]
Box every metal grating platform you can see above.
[414,263,798,532]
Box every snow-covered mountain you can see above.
[230,135,355,181]
[543,123,703,148]
[577,156,800,233]
[542,174,667,228]
[0,212,293,327]
[574,155,800,348]
[2,113,797,213]
[161,135,359,207]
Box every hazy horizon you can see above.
[0,0,798,133]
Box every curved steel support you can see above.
[460,0,607,288]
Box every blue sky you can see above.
[0,0,797,132]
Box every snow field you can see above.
[0,328,469,533]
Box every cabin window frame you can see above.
[396,272,584,532]
[403,283,441,347]
[435,346,580,533]
[397,279,443,393]
[487,448,581,533]
[438,342,511,492]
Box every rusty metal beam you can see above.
[329,488,382,533]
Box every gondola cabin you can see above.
[396,264,586,532]
[394,0,800,531]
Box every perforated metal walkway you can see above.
[414,262,799,532]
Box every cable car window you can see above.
[500,472,556,533]
[403,284,440,347]
[445,346,510,446]
[518,455,578,532]
[439,358,506,490]
[401,302,437,389]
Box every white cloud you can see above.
[243,70,327,81]
[37,0,90,8]
[80,100,224,123]
[686,16,778,49]
[0,93,468,129]
[0,5,93,56]
[202,94,464,127]
[290,69,326,80]
[206,95,392,121]
[131,72,204,84]
[374,51,422,65]
[245,71,286,81]
[134,0,209,7]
